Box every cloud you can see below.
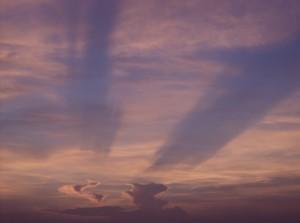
[60,206,122,217]
[2,203,300,223]
[57,182,189,222]
[126,183,168,210]
[0,0,121,155]
[58,180,103,204]
[258,121,300,131]
[59,206,189,223]
[151,33,300,168]
[62,0,121,153]
[191,175,300,195]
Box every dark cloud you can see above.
[191,176,300,195]
[0,209,103,223]
[152,34,300,168]
[58,205,189,223]
[3,202,300,223]
[126,183,168,210]
[60,206,122,217]
[194,205,300,223]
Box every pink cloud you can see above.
[58,180,103,204]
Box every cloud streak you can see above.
[152,34,300,168]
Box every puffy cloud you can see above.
[126,183,168,210]
[58,180,103,204]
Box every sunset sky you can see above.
[1,0,300,222]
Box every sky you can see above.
[0,0,300,222]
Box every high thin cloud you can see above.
[126,183,168,210]
[152,34,300,168]
[58,180,103,204]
